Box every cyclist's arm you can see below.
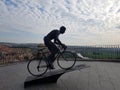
[54,38,67,49]
[54,37,62,45]
[54,32,62,45]
[54,32,67,49]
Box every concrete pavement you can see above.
[0,61,120,90]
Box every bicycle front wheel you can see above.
[27,59,48,76]
[57,51,76,70]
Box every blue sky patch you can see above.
[2,0,18,7]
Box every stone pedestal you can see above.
[24,64,89,88]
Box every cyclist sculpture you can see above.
[27,26,76,76]
[44,26,67,69]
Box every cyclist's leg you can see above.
[44,37,59,68]
[46,43,59,69]
[44,39,52,64]
[48,43,59,63]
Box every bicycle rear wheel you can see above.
[57,51,76,70]
[27,59,48,76]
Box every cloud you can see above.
[0,0,120,45]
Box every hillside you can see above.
[0,45,33,64]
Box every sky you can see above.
[0,0,120,45]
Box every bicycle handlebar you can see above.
[57,44,67,52]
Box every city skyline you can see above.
[0,0,120,45]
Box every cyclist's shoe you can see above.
[47,63,55,69]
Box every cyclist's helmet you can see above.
[60,26,66,34]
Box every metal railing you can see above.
[68,45,120,60]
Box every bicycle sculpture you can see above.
[27,45,76,76]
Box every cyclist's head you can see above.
[60,26,66,34]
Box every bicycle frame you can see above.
[54,49,65,60]
[38,45,66,62]
[27,44,76,76]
